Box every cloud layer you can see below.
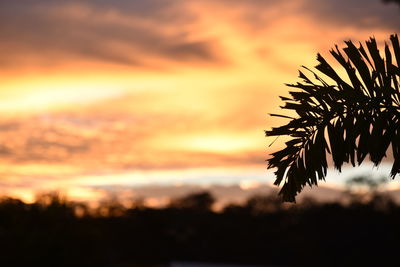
[0,0,222,67]
[0,0,398,68]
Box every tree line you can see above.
[0,188,398,266]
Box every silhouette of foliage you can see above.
[244,194,284,214]
[168,191,215,211]
[345,175,388,192]
[383,0,400,6]
[266,34,400,202]
[1,190,400,266]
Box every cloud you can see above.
[304,0,400,31]
[196,0,399,33]
[2,0,397,69]
[0,0,222,68]
[0,102,264,173]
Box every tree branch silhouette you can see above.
[266,34,400,202]
[382,0,400,6]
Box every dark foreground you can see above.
[0,191,398,267]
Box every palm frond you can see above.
[266,34,400,202]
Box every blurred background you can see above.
[0,0,399,266]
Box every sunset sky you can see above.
[0,0,399,203]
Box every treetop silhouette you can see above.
[266,34,400,202]
[383,0,400,6]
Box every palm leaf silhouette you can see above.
[266,34,400,202]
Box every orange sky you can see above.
[0,0,399,202]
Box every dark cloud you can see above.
[79,0,184,21]
[0,0,184,25]
[0,0,221,67]
[207,0,399,32]
[304,0,400,31]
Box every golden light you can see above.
[166,134,260,153]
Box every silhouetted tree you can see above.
[383,0,400,6]
[1,192,400,266]
[168,191,215,211]
[345,175,388,193]
[266,34,400,201]
[244,194,284,214]
[343,175,396,209]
